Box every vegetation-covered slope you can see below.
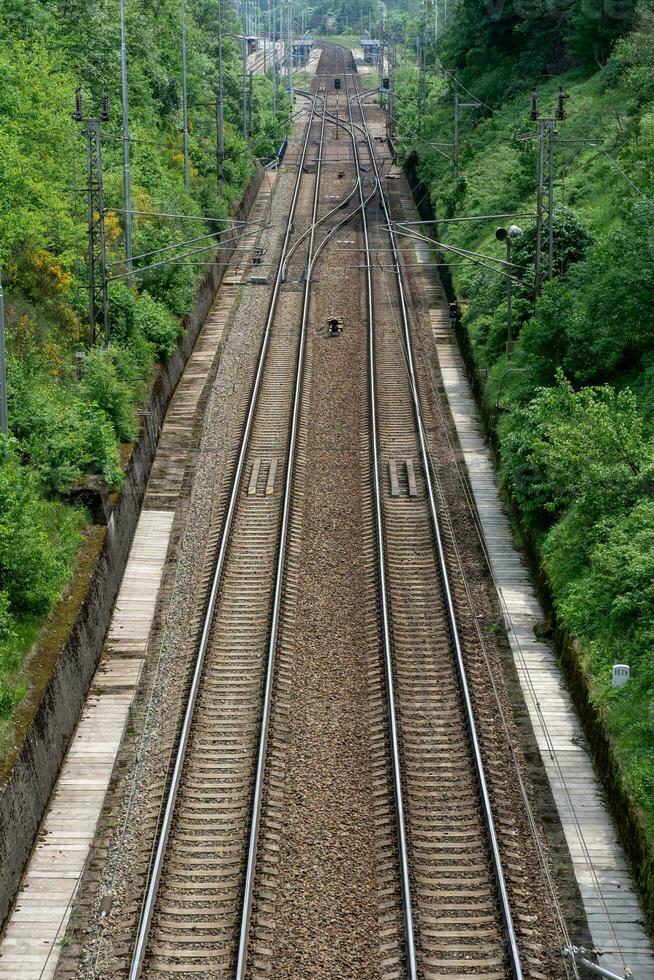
[0,0,288,732]
[394,0,654,877]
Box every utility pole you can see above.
[530,86,566,295]
[119,0,133,277]
[453,88,482,182]
[389,40,397,138]
[507,235,513,353]
[379,14,385,107]
[534,119,546,294]
[242,20,248,139]
[453,89,459,180]
[417,11,426,138]
[248,68,254,138]
[547,118,555,279]
[286,0,293,101]
[271,0,277,122]
[181,0,190,189]
[496,224,523,358]
[74,88,111,346]
[216,0,225,193]
[0,267,7,436]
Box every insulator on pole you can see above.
[73,87,84,121]
[101,90,110,122]
[530,88,538,121]
[556,86,566,121]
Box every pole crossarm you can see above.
[393,224,531,281]
[395,212,535,225]
[106,222,260,267]
[106,229,247,283]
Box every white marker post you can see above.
[612,664,630,688]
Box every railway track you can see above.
[115,42,568,980]
[125,75,329,980]
[347,68,521,979]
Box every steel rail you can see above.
[344,69,419,980]
[234,84,328,980]
[282,88,370,278]
[351,75,525,979]
[127,85,324,980]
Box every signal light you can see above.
[382,77,389,89]
[334,78,341,90]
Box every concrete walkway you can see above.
[429,310,654,979]
[0,510,173,980]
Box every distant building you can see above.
[237,34,258,56]
[359,38,381,65]
[292,37,314,65]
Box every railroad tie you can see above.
[248,458,262,495]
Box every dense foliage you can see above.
[394,0,654,841]
[0,0,289,726]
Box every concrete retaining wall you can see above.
[0,165,265,929]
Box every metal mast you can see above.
[217,0,225,192]
[181,0,190,189]
[119,0,133,276]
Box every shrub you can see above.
[9,356,123,491]
[0,591,15,646]
[135,226,197,316]
[107,282,138,345]
[556,499,654,665]
[134,292,181,361]
[0,442,83,615]
[501,372,649,528]
[82,347,138,443]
